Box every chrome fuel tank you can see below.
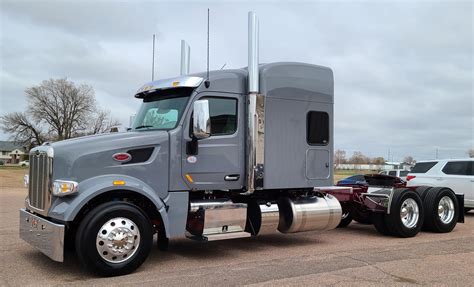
[277,194,342,233]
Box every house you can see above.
[0,141,26,164]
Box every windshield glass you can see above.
[132,90,191,131]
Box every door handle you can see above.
[224,175,240,181]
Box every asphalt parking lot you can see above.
[1,169,473,286]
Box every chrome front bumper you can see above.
[19,209,64,262]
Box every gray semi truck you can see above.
[19,12,463,276]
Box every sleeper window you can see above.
[307,111,329,145]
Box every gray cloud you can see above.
[0,0,472,161]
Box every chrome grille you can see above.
[28,150,52,212]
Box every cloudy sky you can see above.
[0,0,472,161]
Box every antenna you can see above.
[152,34,156,81]
[204,8,210,88]
[220,63,226,70]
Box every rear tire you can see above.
[415,186,432,201]
[75,202,153,276]
[423,187,458,233]
[372,214,391,236]
[385,189,424,238]
[337,211,352,228]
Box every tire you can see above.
[384,189,424,238]
[423,187,459,233]
[415,186,432,201]
[337,211,352,228]
[372,214,392,236]
[75,202,153,276]
[352,213,372,225]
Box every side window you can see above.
[205,97,238,136]
[388,171,397,176]
[307,111,329,145]
[411,161,438,173]
[442,161,470,175]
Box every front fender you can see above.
[48,174,171,237]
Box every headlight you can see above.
[52,180,78,197]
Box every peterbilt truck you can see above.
[19,12,463,276]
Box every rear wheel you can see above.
[75,202,153,276]
[337,211,352,228]
[423,187,458,233]
[372,213,391,236]
[385,189,424,238]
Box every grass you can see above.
[0,166,29,170]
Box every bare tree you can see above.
[371,157,385,165]
[1,78,119,148]
[334,149,347,167]
[0,112,45,150]
[403,156,416,165]
[349,151,370,164]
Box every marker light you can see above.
[113,180,126,186]
[52,180,78,197]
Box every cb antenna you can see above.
[204,8,210,88]
[151,34,156,81]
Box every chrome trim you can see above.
[19,209,64,262]
[96,217,140,264]
[400,198,420,229]
[187,199,248,240]
[438,196,455,224]
[134,76,203,98]
[26,146,53,217]
[258,203,279,234]
[245,93,265,193]
[193,99,211,139]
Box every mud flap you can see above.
[456,194,464,223]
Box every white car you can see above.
[19,160,29,167]
[406,159,473,212]
[379,169,410,181]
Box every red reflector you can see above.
[406,175,416,181]
[113,153,131,162]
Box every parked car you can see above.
[406,159,473,213]
[379,169,410,181]
[19,160,29,167]
[336,174,366,185]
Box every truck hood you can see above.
[50,131,169,181]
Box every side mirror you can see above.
[193,99,211,139]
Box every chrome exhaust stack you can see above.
[180,40,190,75]
[245,11,265,193]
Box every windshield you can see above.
[132,91,191,131]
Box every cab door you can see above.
[181,92,244,190]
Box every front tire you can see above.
[385,189,424,238]
[75,202,153,276]
[423,187,459,233]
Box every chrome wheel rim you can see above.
[438,196,455,224]
[96,217,140,263]
[400,198,419,229]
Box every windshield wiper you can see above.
[134,125,153,130]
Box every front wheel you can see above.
[75,202,153,276]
